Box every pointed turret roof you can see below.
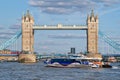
[26,10,31,17]
[91,9,94,17]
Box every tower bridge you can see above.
[22,10,98,54]
[0,10,120,63]
[2,10,120,63]
[20,10,101,63]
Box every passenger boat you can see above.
[44,53,105,68]
[44,58,91,68]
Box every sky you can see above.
[0,0,120,54]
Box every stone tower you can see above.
[22,10,34,53]
[87,10,98,54]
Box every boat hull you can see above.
[102,64,112,68]
[46,62,90,68]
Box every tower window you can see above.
[26,25,28,28]
[26,40,29,44]
[26,46,29,50]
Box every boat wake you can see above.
[112,66,119,69]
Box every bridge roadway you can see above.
[33,24,88,30]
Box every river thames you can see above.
[0,62,120,80]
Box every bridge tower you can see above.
[19,10,36,63]
[22,10,34,53]
[87,10,101,58]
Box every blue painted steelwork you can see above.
[99,31,120,51]
[0,30,22,50]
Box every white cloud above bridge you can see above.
[29,0,120,14]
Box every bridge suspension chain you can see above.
[0,30,22,50]
[99,31,120,51]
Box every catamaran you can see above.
[44,53,103,68]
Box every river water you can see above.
[0,62,120,80]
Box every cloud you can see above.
[29,0,96,14]
[92,0,120,7]
[9,18,21,30]
[0,30,17,39]
[0,25,5,30]
[0,32,15,35]
[36,40,70,46]
[9,23,21,29]
[99,7,120,16]
[0,34,11,39]
[0,24,19,39]
[29,0,120,14]
[48,34,86,39]
[16,18,21,22]
[0,36,10,39]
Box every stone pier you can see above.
[18,54,36,63]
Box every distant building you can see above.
[11,51,21,54]
[108,57,117,62]
[0,49,11,54]
[0,49,21,54]
[71,48,75,54]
